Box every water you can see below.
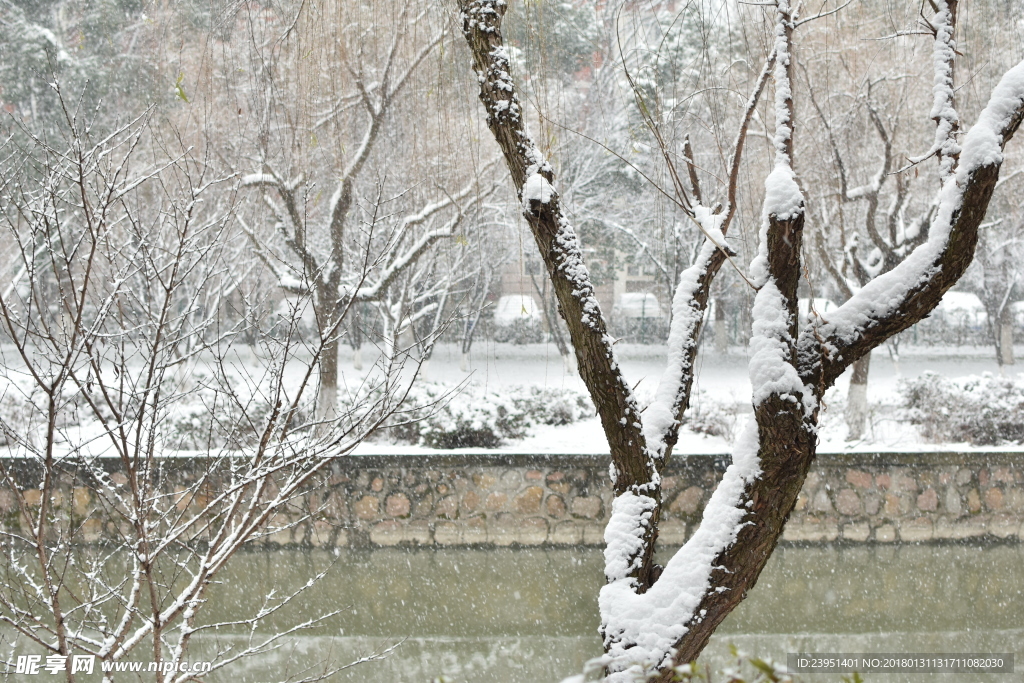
[186,543,1023,683]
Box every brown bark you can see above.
[459,0,655,569]
[458,0,1024,677]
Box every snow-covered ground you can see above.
[349,341,1024,456]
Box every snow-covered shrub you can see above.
[899,372,1024,445]
[684,391,740,441]
[514,386,593,425]
[166,390,308,450]
[493,316,546,344]
[389,383,592,448]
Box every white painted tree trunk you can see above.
[563,351,578,376]
[714,318,728,354]
[846,354,871,441]
[999,319,1015,366]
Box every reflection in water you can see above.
[8,544,1024,682]
[188,543,1024,682]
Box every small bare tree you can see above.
[0,96,409,681]
[228,2,498,421]
[458,0,1024,679]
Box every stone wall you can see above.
[3,451,1022,547]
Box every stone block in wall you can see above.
[836,489,861,516]
[945,487,962,516]
[811,489,833,514]
[783,516,838,542]
[863,493,880,516]
[485,492,508,511]
[516,517,549,546]
[488,513,518,546]
[934,517,988,540]
[893,470,918,493]
[79,518,101,543]
[514,486,544,514]
[309,520,335,547]
[413,493,435,518]
[898,517,933,542]
[265,517,293,546]
[845,470,873,489]
[582,523,605,545]
[984,487,1004,510]
[1006,488,1024,513]
[353,495,379,520]
[370,519,431,546]
[658,521,687,546]
[435,495,459,520]
[989,514,1021,539]
[71,489,90,516]
[669,487,703,516]
[472,473,497,489]
[386,493,411,518]
[462,516,488,544]
[841,522,870,542]
[993,466,1015,483]
[550,521,582,545]
[917,488,938,512]
[966,488,982,513]
[571,496,603,519]
[434,521,459,545]
[545,494,566,518]
[370,520,403,546]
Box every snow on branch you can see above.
[803,59,1024,386]
[930,0,961,180]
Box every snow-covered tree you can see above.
[227,1,498,421]
[458,0,1024,680]
[0,92,405,682]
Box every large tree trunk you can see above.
[846,353,871,440]
[458,0,1024,677]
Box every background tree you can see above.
[0,85,410,683]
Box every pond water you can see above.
[191,543,1023,683]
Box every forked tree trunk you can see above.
[458,0,1024,676]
